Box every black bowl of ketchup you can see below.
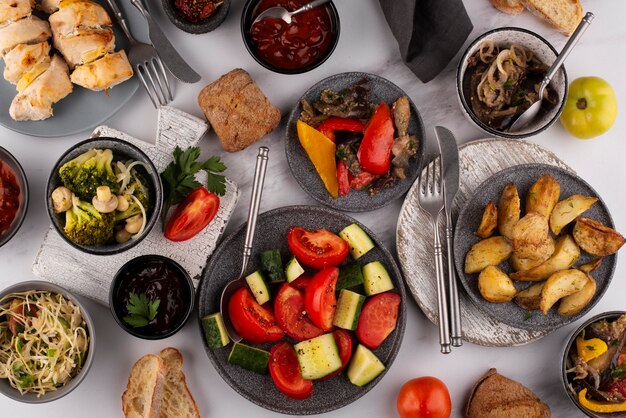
[241,0,340,74]
[110,255,194,340]
[0,146,28,248]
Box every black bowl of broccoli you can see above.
[46,137,163,256]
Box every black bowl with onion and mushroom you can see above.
[46,137,162,256]
[456,27,567,139]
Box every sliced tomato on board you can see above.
[287,227,349,270]
[275,284,324,341]
[289,275,312,291]
[356,292,401,349]
[337,160,351,197]
[164,186,220,242]
[269,342,313,400]
[228,287,284,344]
[358,103,395,175]
[304,267,339,331]
[321,329,354,380]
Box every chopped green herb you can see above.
[611,364,626,379]
[123,292,160,328]
[586,345,595,351]
[612,339,620,346]
[524,311,532,321]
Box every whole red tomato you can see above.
[397,377,451,418]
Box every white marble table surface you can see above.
[1,0,625,416]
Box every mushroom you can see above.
[115,228,132,244]
[51,186,73,213]
[92,186,118,213]
[116,195,130,212]
[125,214,143,234]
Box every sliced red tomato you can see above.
[289,275,312,291]
[358,103,395,175]
[275,284,324,341]
[287,227,349,270]
[7,299,37,335]
[228,287,284,343]
[337,160,351,197]
[356,292,401,349]
[321,329,353,380]
[350,171,379,190]
[304,267,338,331]
[269,342,313,400]
[164,186,220,242]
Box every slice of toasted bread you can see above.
[520,0,583,35]
[490,0,525,15]
[159,348,200,418]
[122,354,166,418]
[466,368,551,418]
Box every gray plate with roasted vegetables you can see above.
[454,164,622,331]
[197,205,406,415]
[285,72,425,212]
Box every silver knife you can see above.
[129,0,201,83]
[435,126,463,347]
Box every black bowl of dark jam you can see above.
[241,0,340,74]
[110,255,194,340]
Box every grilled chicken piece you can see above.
[9,55,72,121]
[0,15,51,56]
[3,41,50,84]
[40,0,61,14]
[53,27,114,68]
[0,0,34,25]
[71,50,133,91]
[49,0,112,37]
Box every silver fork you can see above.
[104,0,173,108]
[416,153,451,354]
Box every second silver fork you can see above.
[417,153,451,354]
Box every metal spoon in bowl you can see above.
[509,12,594,132]
[252,0,331,25]
[220,146,269,343]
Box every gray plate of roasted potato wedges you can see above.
[454,164,624,330]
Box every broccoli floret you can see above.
[115,172,151,222]
[64,197,115,246]
[59,149,119,201]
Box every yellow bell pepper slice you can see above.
[578,389,626,413]
[576,335,608,362]
[297,120,338,198]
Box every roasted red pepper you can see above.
[350,171,379,190]
[318,117,365,142]
[358,103,395,175]
[336,160,351,196]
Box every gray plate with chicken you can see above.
[0,0,139,137]
[285,72,425,212]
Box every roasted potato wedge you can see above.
[549,194,598,235]
[509,253,543,272]
[497,183,520,239]
[558,275,596,317]
[512,213,554,261]
[539,269,589,314]
[573,217,626,256]
[465,236,513,274]
[526,174,560,219]
[478,266,517,303]
[578,258,602,274]
[476,201,498,239]
[514,282,545,311]
[510,235,580,281]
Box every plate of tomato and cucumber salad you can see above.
[197,206,406,415]
[285,72,425,212]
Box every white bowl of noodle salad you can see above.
[0,281,94,403]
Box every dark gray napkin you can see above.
[379,0,473,83]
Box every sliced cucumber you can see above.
[333,289,365,330]
[245,270,271,305]
[347,344,385,386]
[294,333,342,380]
[201,312,230,349]
[227,342,270,374]
[363,261,394,296]
[337,262,365,290]
[340,223,375,259]
[285,256,305,283]
[261,249,285,283]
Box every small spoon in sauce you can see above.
[220,147,269,343]
[252,0,331,25]
[509,12,593,132]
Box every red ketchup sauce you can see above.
[0,161,20,236]
[250,0,334,70]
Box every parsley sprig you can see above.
[160,146,227,228]
[123,292,160,328]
